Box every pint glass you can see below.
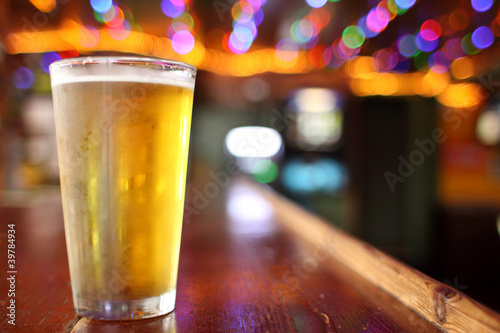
[49,57,196,320]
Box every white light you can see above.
[225,126,282,158]
[497,215,500,239]
[226,183,274,237]
[476,109,500,146]
[294,88,338,113]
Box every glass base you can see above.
[74,289,176,320]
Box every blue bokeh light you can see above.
[161,0,184,18]
[305,0,327,8]
[471,26,494,49]
[253,8,264,26]
[40,52,62,74]
[234,20,257,39]
[428,51,451,74]
[471,0,494,12]
[393,57,412,73]
[394,0,416,10]
[415,32,439,52]
[357,15,379,38]
[282,158,347,194]
[12,67,34,90]
[229,28,254,54]
[397,34,418,57]
[90,0,113,14]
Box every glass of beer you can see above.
[49,57,196,320]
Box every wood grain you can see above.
[254,179,500,332]
[0,178,495,332]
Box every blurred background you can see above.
[1,0,500,310]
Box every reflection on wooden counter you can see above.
[0,177,499,332]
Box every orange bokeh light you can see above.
[451,57,475,80]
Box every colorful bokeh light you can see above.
[12,67,34,89]
[443,38,465,60]
[276,38,299,61]
[282,158,346,194]
[90,0,112,14]
[342,25,366,49]
[448,9,470,32]
[323,46,345,69]
[366,7,390,33]
[461,33,480,55]
[394,0,416,10]
[254,8,264,25]
[106,5,125,28]
[226,0,267,54]
[393,57,412,73]
[471,0,493,12]
[305,0,327,8]
[358,15,380,38]
[109,20,131,40]
[373,48,398,71]
[40,52,62,74]
[171,30,195,54]
[161,0,185,18]
[428,50,450,74]
[415,31,438,52]
[337,39,360,59]
[420,20,442,41]
[78,26,100,48]
[397,34,418,57]
[252,160,279,183]
[232,1,254,23]
[229,27,254,54]
[471,26,494,49]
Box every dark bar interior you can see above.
[1,0,500,331]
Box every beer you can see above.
[50,58,196,319]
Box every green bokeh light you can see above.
[252,160,279,184]
[342,25,365,49]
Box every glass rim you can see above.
[49,56,197,74]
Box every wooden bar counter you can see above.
[1,176,500,332]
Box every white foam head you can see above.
[50,57,196,90]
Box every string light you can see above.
[5,0,500,108]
